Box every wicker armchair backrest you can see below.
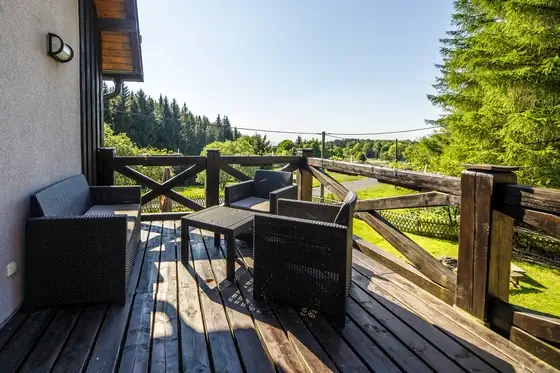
[30,174,93,217]
[333,191,357,226]
[253,170,293,199]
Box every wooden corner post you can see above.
[205,149,220,208]
[97,147,116,186]
[456,164,518,321]
[296,149,313,201]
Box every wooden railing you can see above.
[97,147,560,367]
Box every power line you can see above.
[327,126,439,136]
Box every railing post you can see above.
[297,148,313,201]
[456,164,518,321]
[97,147,116,186]
[205,149,220,208]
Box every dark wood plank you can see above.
[346,298,433,373]
[0,311,28,351]
[87,222,151,373]
[349,287,463,373]
[308,158,461,195]
[113,155,206,167]
[339,317,402,373]
[175,223,211,372]
[509,327,560,370]
[190,230,243,373]
[351,269,498,373]
[205,149,221,208]
[491,300,560,344]
[269,303,339,373]
[141,164,206,204]
[487,172,517,306]
[464,164,520,172]
[357,211,457,290]
[221,155,300,166]
[118,222,162,373]
[297,150,314,201]
[220,163,252,182]
[456,170,477,313]
[199,234,275,372]
[19,306,82,372]
[503,184,560,215]
[499,205,560,241]
[0,309,57,372]
[353,236,454,304]
[234,240,338,373]
[52,303,109,373]
[352,250,555,372]
[356,191,461,211]
[301,311,371,372]
[151,221,180,373]
[228,251,308,372]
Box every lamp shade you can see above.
[47,33,74,63]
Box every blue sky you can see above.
[128,0,455,142]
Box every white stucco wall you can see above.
[0,0,81,323]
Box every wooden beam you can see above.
[353,236,454,305]
[220,155,301,166]
[502,184,560,215]
[356,211,457,290]
[356,192,461,211]
[498,204,560,241]
[219,163,251,182]
[509,327,560,370]
[456,167,517,321]
[491,300,560,344]
[141,164,205,204]
[98,18,137,32]
[205,149,220,208]
[113,156,206,167]
[296,150,314,201]
[307,166,347,200]
[308,158,461,195]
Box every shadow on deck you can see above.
[0,222,554,372]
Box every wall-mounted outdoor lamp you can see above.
[47,33,74,63]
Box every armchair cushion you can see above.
[230,197,269,212]
[253,170,293,199]
[84,204,141,243]
[30,175,92,217]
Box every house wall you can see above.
[0,0,81,323]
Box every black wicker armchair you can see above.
[25,174,141,308]
[224,170,297,214]
[253,191,357,329]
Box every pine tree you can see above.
[222,116,234,140]
[427,0,560,186]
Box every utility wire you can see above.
[327,126,439,136]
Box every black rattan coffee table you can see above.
[181,206,255,281]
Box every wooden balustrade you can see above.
[97,148,560,367]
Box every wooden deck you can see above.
[0,221,555,372]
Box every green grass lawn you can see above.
[353,184,560,317]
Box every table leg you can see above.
[227,233,235,282]
[181,225,189,266]
[214,233,221,247]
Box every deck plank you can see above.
[175,223,211,372]
[190,229,244,373]
[52,303,109,373]
[118,222,161,373]
[199,233,275,372]
[0,309,57,372]
[0,311,28,351]
[19,306,82,372]
[353,249,557,372]
[350,269,498,373]
[151,221,180,372]
[349,285,464,373]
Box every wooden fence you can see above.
[97,147,560,367]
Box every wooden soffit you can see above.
[94,0,144,82]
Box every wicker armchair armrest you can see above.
[25,215,129,307]
[90,186,141,205]
[277,199,341,223]
[269,185,297,214]
[224,180,254,205]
